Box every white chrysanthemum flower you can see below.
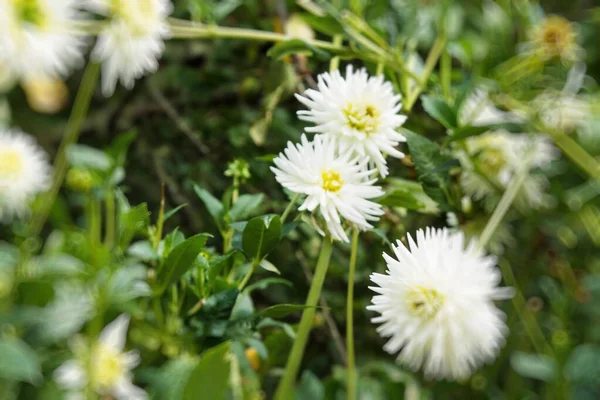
[457,131,558,210]
[85,0,172,96]
[368,228,512,380]
[54,314,147,400]
[271,134,384,242]
[0,128,51,221]
[296,65,407,177]
[0,0,85,80]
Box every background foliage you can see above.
[2,0,600,399]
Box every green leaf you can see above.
[242,215,282,261]
[446,122,524,144]
[119,203,149,249]
[164,204,188,222]
[0,338,41,384]
[244,278,292,294]
[259,259,281,275]
[565,344,600,385]
[404,130,458,211]
[193,185,224,231]
[158,234,211,293]
[198,288,239,320]
[510,352,558,382]
[267,39,330,61]
[421,95,457,129]
[66,144,113,171]
[258,304,313,319]
[377,178,439,213]
[229,194,265,222]
[300,13,344,36]
[184,342,231,400]
[296,370,325,400]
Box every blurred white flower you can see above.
[0,0,85,79]
[533,63,590,133]
[296,65,407,177]
[457,131,558,210]
[368,228,511,380]
[54,314,147,400]
[458,87,521,127]
[86,0,172,96]
[271,134,384,242]
[0,128,51,221]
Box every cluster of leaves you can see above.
[1,0,600,399]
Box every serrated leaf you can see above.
[184,342,231,400]
[242,215,282,261]
[421,95,457,129]
[158,234,211,293]
[198,288,239,320]
[404,130,458,211]
[229,194,265,222]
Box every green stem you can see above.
[153,297,164,328]
[330,35,343,72]
[87,195,102,267]
[274,237,334,400]
[499,260,554,356]
[549,131,600,179]
[346,229,359,400]
[238,259,260,291]
[404,36,446,111]
[29,62,100,235]
[441,50,451,99]
[104,187,116,249]
[169,21,343,52]
[281,193,300,224]
[478,156,531,250]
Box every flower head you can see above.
[86,0,172,96]
[54,314,147,400]
[457,131,557,210]
[296,65,407,177]
[0,128,51,221]
[271,134,384,242]
[0,0,86,79]
[529,16,580,63]
[368,228,511,380]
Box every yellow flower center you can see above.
[0,149,24,179]
[537,16,575,58]
[89,344,126,389]
[12,0,46,27]
[343,103,380,135]
[406,285,445,319]
[110,0,156,35]
[321,169,343,192]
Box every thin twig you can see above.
[148,81,210,155]
[295,249,347,365]
[152,148,203,229]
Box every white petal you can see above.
[100,314,130,351]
